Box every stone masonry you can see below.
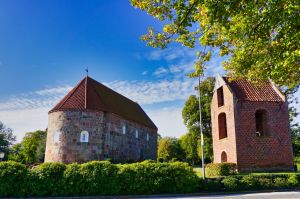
[45,76,158,163]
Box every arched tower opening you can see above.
[255,109,268,137]
[218,113,227,139]
[221,151,227,162]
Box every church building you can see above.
[45,76,158,163]
[211,75,294,172]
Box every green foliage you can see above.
[240,175,260,190]
[0,121,16,158]
[29,162,66,196]
[131,0,300,89]
[118,161,199,195]
[206,163,237,177]
[287,174,299,186]
[157,137,185,162]
[273,177,288,188]
[221,176,239,190]
[8,130,47,164]
[0,161,28,197]
[181,77,215,163]
[0,161,199,197]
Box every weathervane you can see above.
[85,67,89,77]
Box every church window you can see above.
[53,131,61,144]
[218,113,227,139]
[135,129,139,138]
[122,125,126,134]
[80,131,89,142]
[217,87,224,107]
[146,133,149,141]
[221,151,227,162]
[255,109,267,137]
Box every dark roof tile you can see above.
[223,77,284,102]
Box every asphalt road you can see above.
[142,191,300,199]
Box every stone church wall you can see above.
[45,110,157,163]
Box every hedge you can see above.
[0,161,199,197]
[220,174,300,191]
[206,163,237,177]
[0,161,299,197]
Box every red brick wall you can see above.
[234,101,294,171]
[211,84,294,172]
[211,85,238,164]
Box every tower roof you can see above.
[215,75,285,102]
[49,76,157,130]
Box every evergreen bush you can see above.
[206,163,237,177]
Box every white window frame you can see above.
[80,131,89,143]
[122,125,126,135]
[53,131,61,144]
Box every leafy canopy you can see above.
[157,137,185,162]
[181,77,214,162]
[9,130,47,164]
[0,122,15,155]
[131,0,300,88]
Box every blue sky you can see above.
[0,1,299,141]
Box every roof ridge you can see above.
[88,77,110,111]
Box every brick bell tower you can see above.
[211,75,294,172]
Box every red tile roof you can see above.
[223,77,284,102]
[49,76,157,130]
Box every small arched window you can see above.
[218,113,227,139]
[221,151,227,162]
[80,131,89,142]
[122,125,126,135]
[53,131,61,144]
[255,109,268,137]
[146,133,149,141]
[135,129,139,138]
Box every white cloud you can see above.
[0,107,49,142]
[108,78,196,105]
[153,67,169,77]
[146,47,197,62]
[142,70,148,75]
[146,107,187,138]
[0,85,71,112]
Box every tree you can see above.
[131,0,300,89]
[0,121,16,159]
[157,137,185,162]
[181,77,214,162]
[9,130,47,164]
[287,87,300,158]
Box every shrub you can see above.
[240,175,259,190]
[206,163,237,177]
[0,161,28,197]
[28,162,66,196]
[256,177,273,189]
[118,161,199,195]
[221,176,239,190]
[273,177,288,188]
[287,174,299,186]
